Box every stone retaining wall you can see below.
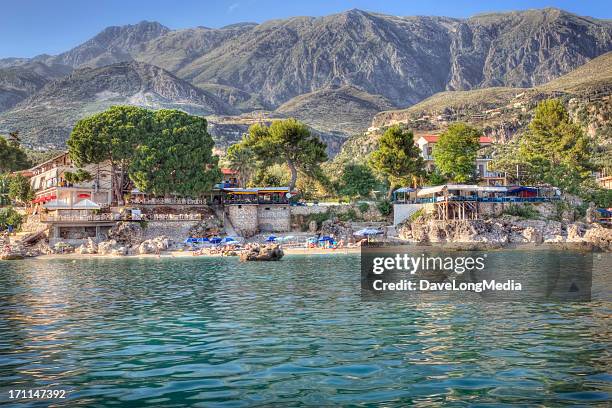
[258,205,291,232]
[142,221,201,241]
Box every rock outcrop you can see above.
[239,245,284,262]
[319,219,354,239]
[398,218,612,251]
[108,222,144,246]
[76,238,98,254]
[136,236,171,255]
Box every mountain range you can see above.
[0,7,610,151]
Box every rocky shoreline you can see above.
[398,217,612,252]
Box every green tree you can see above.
[242,119,327,190]
[519,99,591,189]
[7,174,34,204]
[63,169,93,184]
[370,125,424,198]
[226,143,257,187]
[129,109,220,197]
[0,137,31,173]
[67,106,152,204]
[433,123,481,183]
[338,164,378,200]
[252,164,290,187]
[0,207,23,231]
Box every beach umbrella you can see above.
[354,228,383,236]
[265,235,277,242]
[280,235,295,241]
[210,237,222,244]
[72,198,100,209]
[44,199,69,209]
[306,237,318,244]
[318,236,334,242]
[221,237,237,244]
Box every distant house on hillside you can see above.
[415,135,507,186]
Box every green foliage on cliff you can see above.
[0,137,31,173]
[0,207,23,231]
[337,164,379,200]
[7,174,34,204]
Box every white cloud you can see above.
[228,2,239,13]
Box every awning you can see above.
[477,186,508,193]
[417,185,446,197]
[508,186,538,193]
[72,199,101,209]
[394,187,416,193]
[78,193,91,198]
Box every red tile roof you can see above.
[221,168,238,175]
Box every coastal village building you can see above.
[415,135,507,186]
[24,153,115,243]
[21,151,294,243]
[27,152,113,209]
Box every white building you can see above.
[415,135,507,186]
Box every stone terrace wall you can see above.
[142,221,200,242]
[258,205,291,232]
[227,205,258,237]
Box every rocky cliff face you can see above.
[3,8,610,109]
[0,61,237,147]
[43,21,171,68]
[398,218,612,252]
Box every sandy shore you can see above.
[31,246,361,260]
[20,242,604,261]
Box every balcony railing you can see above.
[41,213,203,222]
[130,197,208,205]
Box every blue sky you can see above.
[1,0,610,58]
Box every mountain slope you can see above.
[42,21,170,68]
[372,51,612,130]
[0,62,73,111]
[0,8,610,149]
[275,85,394,135]
[0,61,237,147]
[176,8,611,107]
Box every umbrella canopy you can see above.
[210,237,222,244]
[318,236,334,242]
[307,237,318,244]
[354,228,383,236]
[184,237,210,244]
[265,235,277,242]
[44,199,69,209]
[72,198,100,209]
[221,237,237,243]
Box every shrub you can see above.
[300,211,332,231]
[338,208,359,222]
[357,202,370,213]
[502,204,539,219]
[407,208,424,223]
[0,207,24,231]
[377,200,392,216]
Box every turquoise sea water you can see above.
[0,252,610,407]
